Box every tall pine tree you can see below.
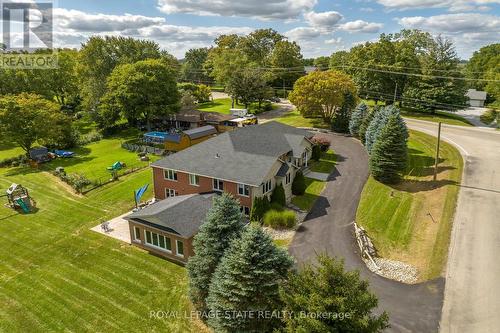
[187,193,245,312]
[331,91,356,133]
[349,102,368,137]
[365,106,387,153]
[280,254,389,333]
[359,106,377,145]
[206,225,293,332]
[369,113,408,183]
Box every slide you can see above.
[16,198,30,213]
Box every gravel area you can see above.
[262,226,296,240]
[364,257,419,284]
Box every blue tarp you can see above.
[144,132,181,143]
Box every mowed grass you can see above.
[291,178,327,211]
[4,131,157,184]
[309,150,336,174]
[274,110,329,129]
[356,130,463,280]
[197,98,241,114]
[401,109,473,127]
[0,167,192,332]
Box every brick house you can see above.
[151,121,314,216]
[125,193,218,264]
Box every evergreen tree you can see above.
[250,196,271,221]
[331,91,356,133]
[187,193,245,312]
[271,183,286,207]
[358,106,376,144]
[369,113,408,184]
[365,106,386,153]
[292,171,306,195]
[280,254,389,333]
[349,102,368,137]
[311,145,322,161]
[206,225,294,332]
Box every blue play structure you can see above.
[54,150,75,158]
[143,131,181,144]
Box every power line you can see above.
[356,63,489,75]
[332,65,500,83]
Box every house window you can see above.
[213,178,224,191]
[240,206,250,216]
[133,226,141,242]
[285,173,291,185]
[238,183,250,197]
[262,180,272,194]
[176,240,184,257]
[165,188,177,198]
[189,174,199,186]
[164,169,177,181]
[144,230,172,253]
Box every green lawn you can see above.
[291,178,327,211]
[356,130,463,280]
[0,167,192,332]
[480,109,499,125]
[274,110,329,129]
[3,131,158,187]
[197,98,277,115]
[401,109,473,127]
[0,142,24,160]
[309,150,336,174]
[197,98,241,114]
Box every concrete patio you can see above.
[90,211,132,244]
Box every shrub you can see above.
[77,130,103,146]
[263,209,297,229]
[250,196,271,222]
[0,154,25,168]
[270,183,286,207]
[311,145,321,161]
[54,171,92,193]
[292,171,306,195]
[311,137,331,152]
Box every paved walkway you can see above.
[90,211,132,244]
[304,171,330,181]
[289,133,444,332]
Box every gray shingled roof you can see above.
[152,121,313,186]
[125,193,217,238]
[466,89,487,101]
[184,125,217,139]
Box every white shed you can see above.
[465,89,487,107]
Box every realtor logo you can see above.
[1,1,57,68]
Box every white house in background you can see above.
[466,89,487,107]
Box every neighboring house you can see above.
[466,89,487,107]
[125,193,218,264]
[151,121,314,216]
[165,125,217,152]
[164,110,240,133]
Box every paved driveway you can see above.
[289,133,444,332]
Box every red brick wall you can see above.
[152,167,252,208]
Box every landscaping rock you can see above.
[365,257,418,284]
[262,226,295,240]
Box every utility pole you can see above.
[283,78,286,99]
[393,82,398,104]
[433,122,442,181]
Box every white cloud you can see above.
[325,37,342,44]
[397,13,500,33]
[339,20,383,33]
[157,0,317,20]
[398,13,500,58]
[284,27,321,41]
[304,11,343,30]
[377,0,500,12]
[54,8,165,32]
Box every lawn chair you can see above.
[101,222,110,233]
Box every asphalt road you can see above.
[404,119,500,333]
[289,133,445,332]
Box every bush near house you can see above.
[311,137,331,151]
[311,145,321,161]
[250,195,271,222]
[263,209,297,229]
[292,171,306,195]
[271,183,286,206]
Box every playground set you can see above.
[2,183,36,213]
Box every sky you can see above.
[7,0,500,59]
